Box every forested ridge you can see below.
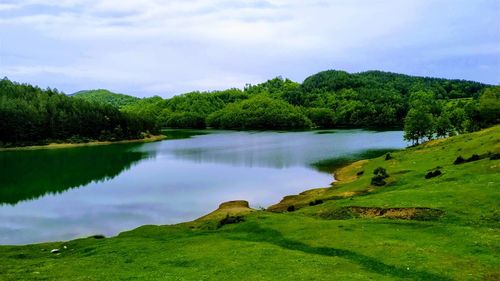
[72,89,140,108]
[0,78,158,147]
[77,70,498,139]
[2,69,498,146]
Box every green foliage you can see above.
[165,112,206,128]
[207,96,312,129]
[304,107,335,128]
[72,89,140,108]
[0,78,157,146]
[69,70,492,131]
[478,86,500,125]
[403,108,435,144]
[404,85,499,144]
[435,113,453,138]
[371,166,389,186]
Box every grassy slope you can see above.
[0,126,499,281]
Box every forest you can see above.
[78,70,498,141]
[0,78,157,147]
[2,70,499,146]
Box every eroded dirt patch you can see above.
[318,206,444,221]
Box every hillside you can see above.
[72,89,140,109]
[69,70,496,132]
[0,79,157,147]
[1,126,498,280]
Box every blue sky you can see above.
[0,0,499,98]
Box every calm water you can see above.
[0,129,407,244]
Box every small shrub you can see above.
[309,199,324,206]
[490,153,500,160]
[454,156,465,165]
[89,235,105,239]
[425,170,442,179]
[287,205,296,212]
[371,175,387,186]
[373,167,389,178]
[455,154,483,164]
[356,170,364,176]
[371,167,389,186]
[385,153,393,160]
[218,215,244,228]
[467,154,480,162]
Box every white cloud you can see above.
[0,0,498,96]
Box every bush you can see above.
[371,167,389,186]
[425,170,442,179]
[218,215,244,228]
[490,153,500,160]
[309,199,324,206]
[385,153,393,160]
[373,167,388,178]
[371,175,387,186]
[467,154,480,162]
[356,170,364,176]
[454,156,465,165]
[287,205,296,212]
[455,154,483,165]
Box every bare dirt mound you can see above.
[318,206,444,221]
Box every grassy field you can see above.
[0,126,499,280]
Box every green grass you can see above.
[1,126,499,280]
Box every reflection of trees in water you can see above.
[0,144,154,205]
[310,149,395,174]
[170,147,396,174]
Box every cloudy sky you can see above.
[0,0,499,97]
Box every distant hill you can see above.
[69,69,496,130]
[72,89,140,108]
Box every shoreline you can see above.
[0,135,167,152]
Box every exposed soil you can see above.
[318,206,444,221]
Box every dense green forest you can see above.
[0,78,158,147]
[72,89,140,108]
[75,70,498,140]
[2,70,498,146]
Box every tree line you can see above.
[80,70,495,134]
[3,69,498,146]
[403,86,499,144]
[0,78,158,147]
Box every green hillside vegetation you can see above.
[1,126,498,280]
[206,95,312,129]
[73,70,496,134]
[0,79,158,147]
[72,89,140,108]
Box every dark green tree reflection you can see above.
[0,144,153,205]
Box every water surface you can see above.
[0,129,407,244]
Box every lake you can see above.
[0,129,407,245]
